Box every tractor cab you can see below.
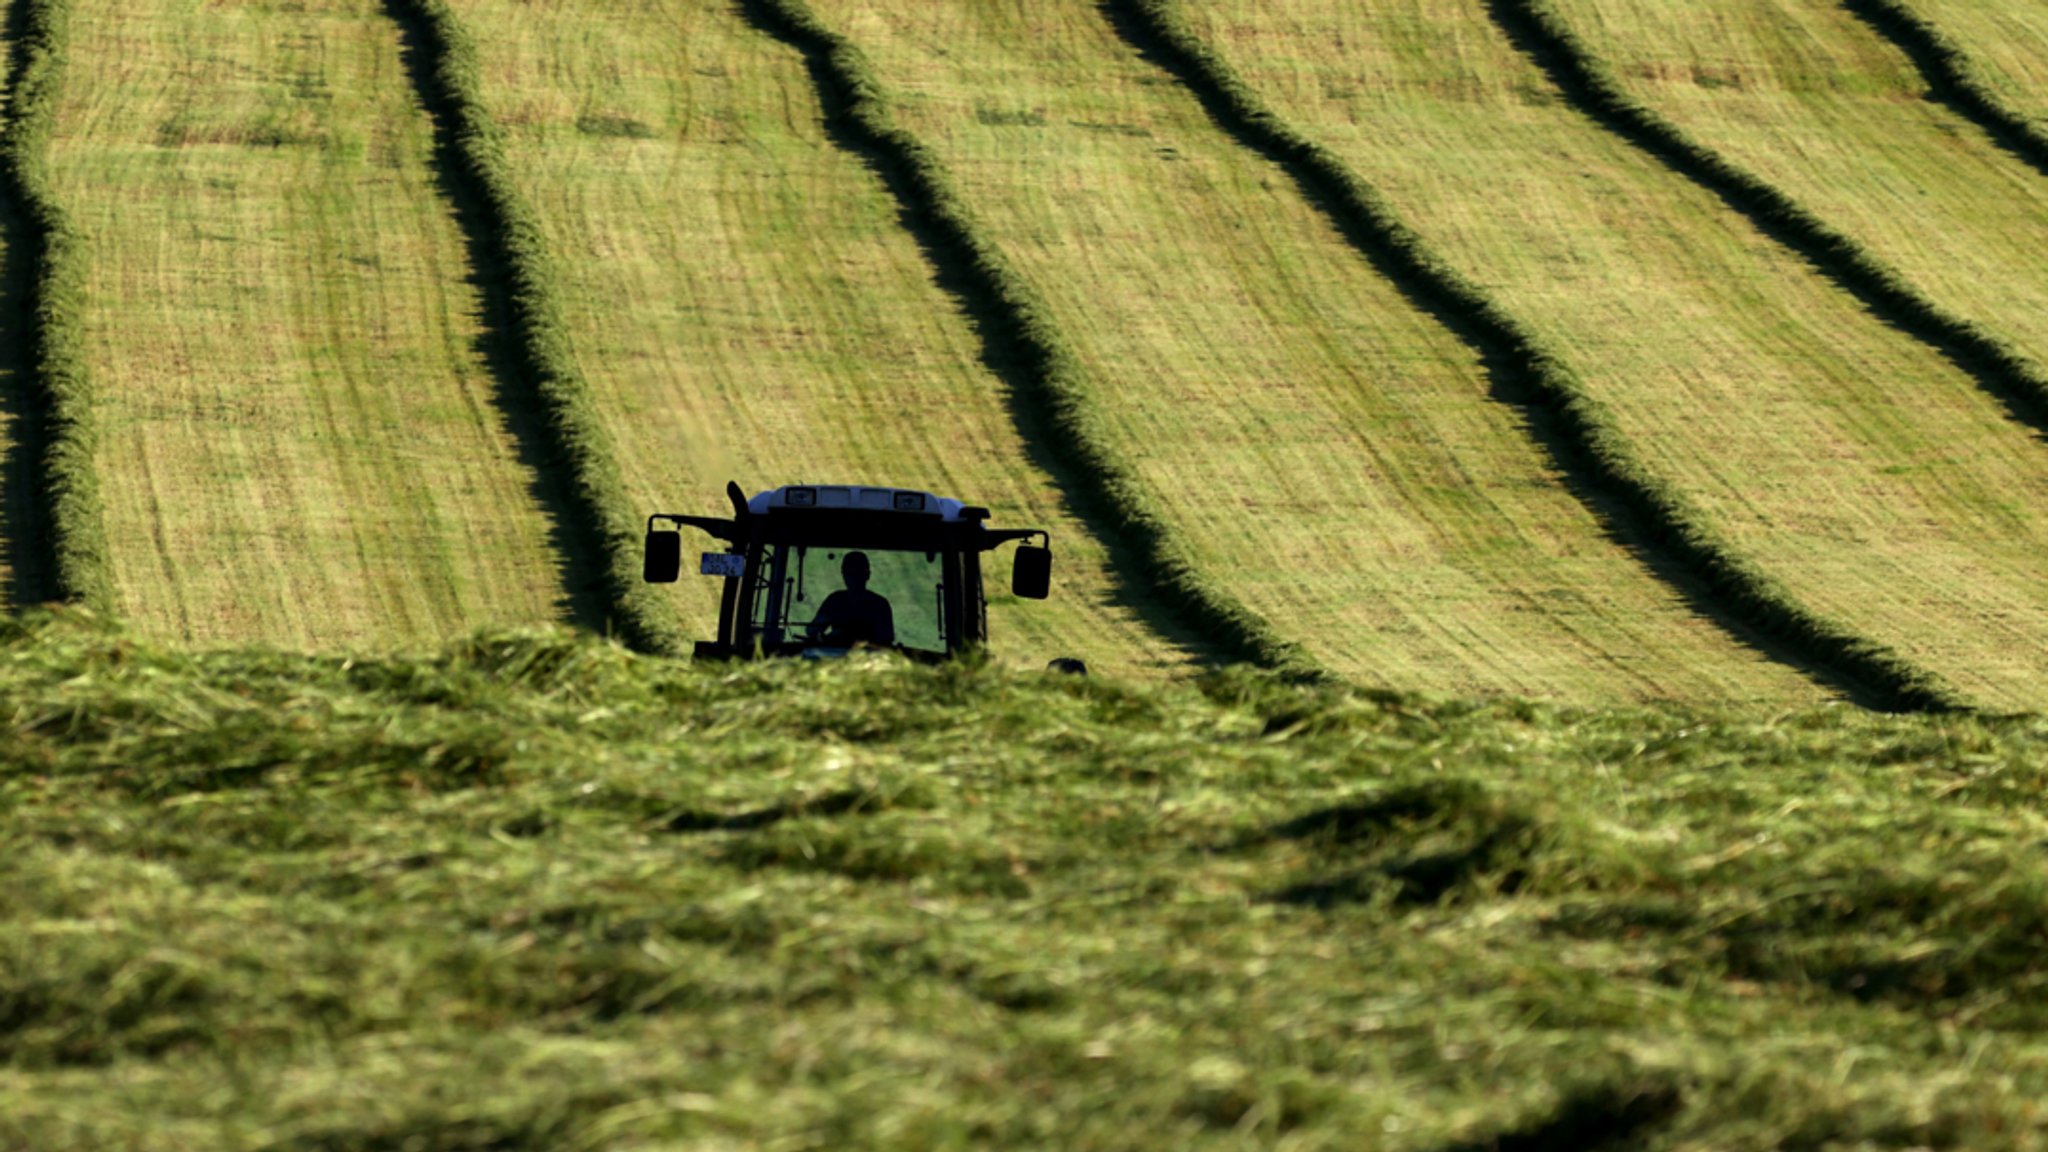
[643,482,1053,662]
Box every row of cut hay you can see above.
[2,0,106,610]
[1843,0,2048,176]
[1110,0,1959,712]
[383,0,684,655]
[1491,0,2048,467]
[738,0,1321,679]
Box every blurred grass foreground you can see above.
[3,607,2047,1149]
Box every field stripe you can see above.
[383,0,684,655]
[0,0,103,611]
[743,0,1319,677]
[1485,0,2048,454]
[57,0,582,649]
[1842,0,2048,177]
[1109,0,1950,711]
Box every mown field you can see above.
[1161,0,2048,711]
[5,613,2048,1149]
[797,0,1829,703]
[443,0,1192,678]
[45,0,577,648]
[1898,0,2048,126]
[9,0,2048,1144]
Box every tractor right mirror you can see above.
[1012,545,1052,600]
[644,530,681,583]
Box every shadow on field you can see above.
[732,0,1221,670]
[1439,1081,1682,1152]
[383,0,612,635]
[0,1,58,613]
[1838,0,2048,182]
[1480,0,2048,455]
[1250,781,1542,907]
[1096,0,1890,708]
[660,786,881,833]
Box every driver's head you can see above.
[841,551,871,589]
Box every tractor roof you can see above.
[749,484,969,520]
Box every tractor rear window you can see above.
[752,544,945,654]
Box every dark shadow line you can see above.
[1435,1082,1683,1152]
[1094,0,1891,708]
[661,787,878,833]
[1484,0,2048,450]
[0,0,60,611]
[381,0,611,634]
[730,0,1228,670]
[1841,0,2048,182]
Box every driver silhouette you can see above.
[806,551,895,646]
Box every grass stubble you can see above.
[2,609,2048,1148]
[1869,0,2048,155]
[786,0,1830,705]
[440,0,1196,678]
[1516,0,2048,456]
[44,0,572,650]
[1157,0,2048,712]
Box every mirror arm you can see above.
[978,527,1047,550]
[649,513,739,543]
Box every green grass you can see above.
[1171,0,2048,711]
[0,0,106,614]
[43,0,571,649]
[1890,0,2048,136]
[450,0,1191,678]
[798,0,1825,705]
[1541,0,2048,438]
[4,610,2048,1147]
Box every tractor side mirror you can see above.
[1012,545,1052,600]
[644,530,681,583]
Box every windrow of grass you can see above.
[1876,0,2048,157]
[385,0,685,656]
[1510,0,2048,445]
[1165,0,2048,712]
[0,0,101,615]
[1100,0,1933,712]
[4,612,2048,1147]
[43,0,575,651]
[449,0,1188,678]
[1845,0,2048,174]
[794,0,1827,705]
[741,0,1303,678]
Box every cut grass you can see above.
[5,611,2048,1147]
[803,0,1827,705]
[385,0,686,657]
[45,0,572,649]
[1171,0,2048,711]
[1885,0,2048,141]
[0,0,103,615]
[1538,0,2048,436]
[451,0,1190,677]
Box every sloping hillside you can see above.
[1,0,2044,705]
[48,0,577,648]
[797,0,1829,703]
[1166,0,2048,710]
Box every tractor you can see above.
[643,482,1056,664]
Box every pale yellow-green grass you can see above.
[46,0,568,648]
[1902,0,2048,121]
[805,0,1823,703]
[1179,0,2048,710]
[1550,0,2048,391]
[456,0,1189,677]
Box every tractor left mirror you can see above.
[644,530,681,583]
[1012,545,1051,600]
